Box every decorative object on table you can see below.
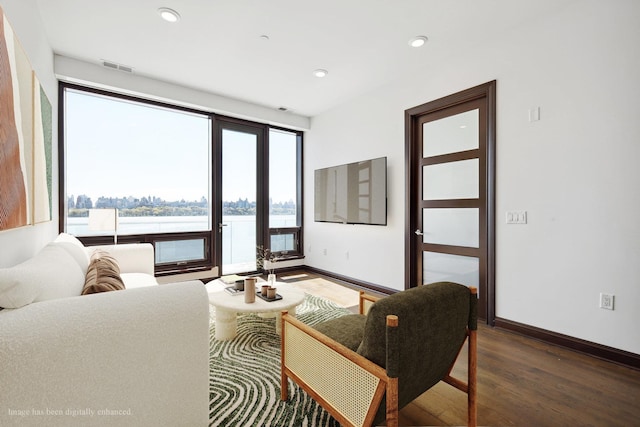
[255,287,282,302]
[267,273,276,286]
[261,284,269,297]
[243,277,256,303]
[208,293,347,427]
[257,245,277,282]
[234,280,244,291]
[224,286,243,296]
[267,286,277,299]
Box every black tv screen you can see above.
[314,157,387,225]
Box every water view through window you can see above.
[64,87,300,270]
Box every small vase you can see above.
[267,273,276,286]
[244,277,256,303]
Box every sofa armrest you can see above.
[0,282,209,426]
[87,243,155,275]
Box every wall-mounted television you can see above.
[314,157,387,226]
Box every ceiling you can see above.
[35,0,574,117]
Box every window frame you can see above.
[58,82,303,275]
[265,127,303,260]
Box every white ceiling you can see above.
[35,0,574,117]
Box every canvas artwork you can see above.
[33,74,53,223]
[0,6,52,231]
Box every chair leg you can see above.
[385,377,399,427]
[281,372,288,401]
[281,311,288,401]
[468,328,477,427]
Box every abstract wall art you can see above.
[33,73,53,224]
[0,6,52,231]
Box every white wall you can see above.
[0,0,58,267]
[304,0,640,354]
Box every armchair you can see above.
[281,282,477,427]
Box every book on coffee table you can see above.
[224,286,244,296]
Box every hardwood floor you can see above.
[280,270,640,426]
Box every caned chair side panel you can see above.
[283,321,385,427]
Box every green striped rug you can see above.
[208,293,349,427]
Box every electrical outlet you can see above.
[599,293,615,310]
[322,248,327,256]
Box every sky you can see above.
[65,90,297,205]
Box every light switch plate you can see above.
[506,211,527,224]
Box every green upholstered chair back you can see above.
[356,282,476,420]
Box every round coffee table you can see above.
[207,282,305,341]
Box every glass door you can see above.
[420,105,482,291]
[216,121,264,275]
[406,81,496,322]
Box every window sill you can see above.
[274,255,305,262]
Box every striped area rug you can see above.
[209,294,349,427]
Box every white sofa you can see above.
[0,234,210,426]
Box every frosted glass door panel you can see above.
[423,208,479,247]
[423,252,479,291]
[423,109,479,157]
[423,159,479,200]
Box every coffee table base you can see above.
[214,306,298,340]
[215,308,238,341]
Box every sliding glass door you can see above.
[216,120,264,274]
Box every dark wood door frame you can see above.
[405,81,496,324]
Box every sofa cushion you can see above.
[54,242,90,274]
[54,232,85,248]
[82,251,125,295]
[54,233,90,269]
[0,243,86,308]
[121,273,159,289]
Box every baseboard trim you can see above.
[303,266,395,296]
[495,318,640,370]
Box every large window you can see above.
[60,83,302,275]
[268,128,302,257]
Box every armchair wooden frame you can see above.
[281,288,477,427]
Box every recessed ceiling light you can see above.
[158,7,180,23]
[260,35,270,41]
[313,69,328,78]
[408,36,428,48]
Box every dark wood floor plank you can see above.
[396,323,640,426]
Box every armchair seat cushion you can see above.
[313,314,367,351]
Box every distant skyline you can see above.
[67,193,296,206]
[65,90,297,206]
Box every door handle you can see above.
[414,229,424,236]
[219,223,228,233]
